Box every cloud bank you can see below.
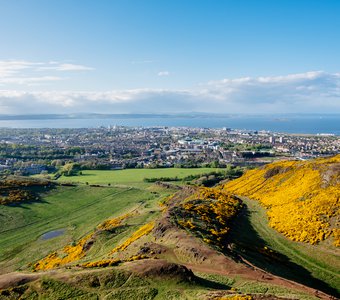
[0,71,339,114]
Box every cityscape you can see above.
[0,126,338,176]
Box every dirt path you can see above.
[0,272,41,289]
[185,261,335,300]
[151,223,335,300]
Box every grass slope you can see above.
[228,197,340,297]
[0,185,169,273]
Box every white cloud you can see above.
[158,71,170,76]
[0,71,339,114]
[38,63,94,71]
[130,60,154,64]
[0,60,93,86]
[0,60,42,77]
[0,76,63,85]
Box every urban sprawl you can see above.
[0,126,338,176]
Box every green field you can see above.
[57,168,227,187]
[2,167,226,273]
[0,184,171,273]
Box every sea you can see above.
[0,114,339,135]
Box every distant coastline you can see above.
[0,112,339,120]
[0,113,339,135]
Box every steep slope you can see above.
[224,155,340,246]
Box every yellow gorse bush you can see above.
[97,212,131,230]
[82,259,120,268]
[33,233,92,270]
[215,295,252,300]
[224,155,340,246]
[110,221,155,254]
[175,187,242,249]
[34,212,134,270]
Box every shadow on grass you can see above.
[74,174,96,177]
[195,276,230,290]
[8,198,49,210]
[227,205,339,298]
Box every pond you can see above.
[40,229,65,240]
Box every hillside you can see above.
[0,165,339,299]
[224,155,340,246]
[0,175,54,205]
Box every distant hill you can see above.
[224,155,340,246]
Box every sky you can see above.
[0,0,340,114]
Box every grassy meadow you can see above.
[1,168,224,273]
[57,167,227,187]
[0,184,172,273]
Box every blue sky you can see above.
[0,0,340,114]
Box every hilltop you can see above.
[224,155,340,246]
[0,160,339,299]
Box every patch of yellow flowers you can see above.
[97,212,132,230]
[33,212,134,270]
[178,187,242,248]
[215,295,252,300]
[33,234,92,270]
[224,155,340,246]
[110,221,155,254]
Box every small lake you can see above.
[40,229,65,240]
